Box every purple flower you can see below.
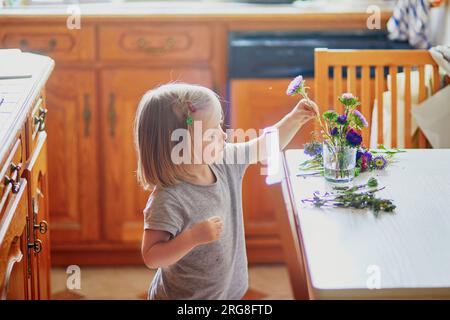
[286,75,304,96]
[330,127,339,136]
[373,155,388,170]
[337,114,347,125]
[341,92,354,100]
[304,141,322,157]
[356,150,364,160]
[364,151,373,164]
[346,128,362,147]
[353,110,368,128]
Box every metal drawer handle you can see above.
[28,239,42,254]
[33,107,48,132]
[34,220,48,235]
[108,93,116,137]
[3,176,20,194]
[136,37,175,54]
[83,94,92,137]
[10,162,21,173]
[19,38,57,53]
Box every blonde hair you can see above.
[134,83,220,189]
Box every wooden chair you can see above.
[314,49,442,148]
[268,154,310,300]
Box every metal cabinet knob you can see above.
[34,220,48,235]
[28,239,42,254]
[4,175,20,194]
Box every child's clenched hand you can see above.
[190,216,223,245]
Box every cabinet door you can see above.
[45,69,100,243]
[101,68,212,242]
[1,178,30,300]
[230,78,315,263]
[24,132,51,300]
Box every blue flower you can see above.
[373,155,388,170]
[330,127,339,136]
[304,141,323,157]
[356,150,364,161]
[346,128,362,147]
[337,114,347,125]
[364,151,373,163]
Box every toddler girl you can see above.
[134,83,317,299]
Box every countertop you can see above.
[0,50,54,164]
[0,1,394,17]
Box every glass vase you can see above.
[322,141,357,183]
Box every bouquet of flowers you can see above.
[287,75,401,214]
[287,75,402,181]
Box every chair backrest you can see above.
[314,49,441,148]
[269,153,310,300]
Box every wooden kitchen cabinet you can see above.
[101,68,213,243]
[0,52,54,299]
[0,135,30,299]
[231,78,315,262]
[1,178,30,300]
[45,69,100,244]
[24,132,51,299]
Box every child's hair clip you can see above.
[187,101,197,113]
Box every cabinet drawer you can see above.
[99,25,211,62]
[0,138,24,220]
[0,25,95,61]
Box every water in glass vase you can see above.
[322,141,357,183]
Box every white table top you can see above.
[284,149,450,299]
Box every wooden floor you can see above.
[51,264,293,300]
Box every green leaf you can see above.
[323,110,338,122]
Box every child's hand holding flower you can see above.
[286,75,319,120]
[292,98,319,122]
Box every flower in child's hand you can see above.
[286,75,305,96]
[345,128,362,147]
[337,114,347,125]
[373,155,388,170]
[352,110,368,128]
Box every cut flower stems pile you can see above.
[302,178,396,216]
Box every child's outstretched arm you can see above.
[142,216,223,269]
[235,98,318,164]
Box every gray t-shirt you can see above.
[143,144,250,300]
